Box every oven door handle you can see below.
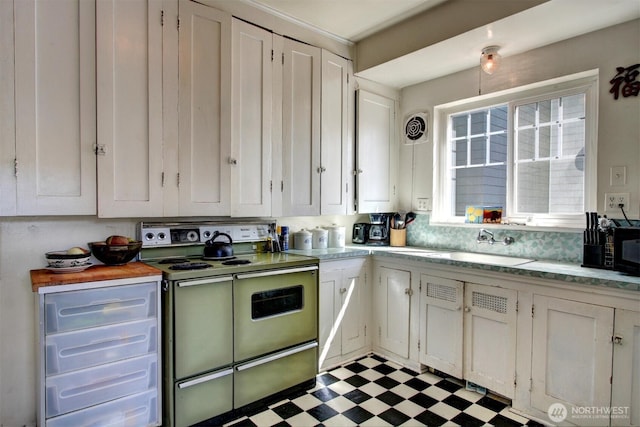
[235,265,318,280]
[177,368,233,389]
[235,341,318,371]
[177,276,233,287]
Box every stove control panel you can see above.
[139,222,272,248]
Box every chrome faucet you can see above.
[476,228,495,244]
[477,228,515,245]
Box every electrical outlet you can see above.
[604,192,630,213]
[416,197,431,212]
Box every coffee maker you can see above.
[367,213,390,246]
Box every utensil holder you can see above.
[390,229,406,247]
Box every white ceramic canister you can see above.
[327,225,345,248]
[311,227,328,249]
[293,229,312,250]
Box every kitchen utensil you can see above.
[405,212,416,226]
[204,232,234,258]
[393,213,402,229]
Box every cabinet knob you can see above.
[404,288,413,296]
[464,307,471,312]
[613,335,623,345]
[228,158,238,165]
[317,166,327,173]
[340,287,347,294]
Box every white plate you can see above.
[45,263,93,274]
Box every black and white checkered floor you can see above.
[223,354,543,426]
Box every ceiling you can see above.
[246,0,640,88]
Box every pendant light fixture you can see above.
[480,46,501,75]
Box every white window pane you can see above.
[490,133,507,163]
[517,129,535,160]
[562,121,585,157]
[562,94,585,120]
[454,140,467,166]
[454,165,506,216]
[549,158,584,213]
[452,115,467,138]
[470,111,486,135]
[470,136,486,165]
[517,161,550,213]
[490,106,508,132]
[518,103,536,127]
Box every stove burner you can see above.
[168,262,212,271]
[202,256,236,261]
[222,259,252,265]
[159,258,191,264]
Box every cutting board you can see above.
[31,262,162,292]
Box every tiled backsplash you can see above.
[406,214,582,263]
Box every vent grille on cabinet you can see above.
[426,282,457,302]
[472,291,507,314]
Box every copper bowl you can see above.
[88,241,142,265]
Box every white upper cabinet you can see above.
[97,0,232,217]
[230,19,273,217]
[10,0,96,215]
[177,0,231,216]
[321,50,352,215]
[281,39,321,217]
[356,90,397,213]
[96,0,164,217]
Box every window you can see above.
[433,71,598,228]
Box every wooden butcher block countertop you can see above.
[31,262,162,292]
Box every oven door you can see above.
[234,266,318,362]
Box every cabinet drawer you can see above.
[45,282,158,333]
[46,389,159,427]
[45,353,158,418]
[46,318,157,375]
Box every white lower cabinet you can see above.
[464,283,518,399]
[418,275,517,398]
[530,295,614,426]
[375,266,413,360]
[319,258,369,370]
[419,275,464,378]
[612,308,640,427]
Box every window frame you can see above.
[432,70,598,229]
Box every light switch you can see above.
[610,166,626,186]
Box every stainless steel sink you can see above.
[398,251,534,266]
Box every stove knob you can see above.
[157,232,167,241]
[145,232,155,241]
[202,230,212,239]
[187,230,199,242]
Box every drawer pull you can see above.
[235,266,318,280]
[236,341,317,371]
[178,368,233,389]
[178,276,233,287]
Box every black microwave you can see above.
[613,227,640,276]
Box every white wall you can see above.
[398,19,640,218]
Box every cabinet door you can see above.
[0,0,16,216]
[464,283,517,398]
[320,50,351,215]
[356,90,396,213]
[97,0,164,217]
[612,309,640,427]
[282,39,321,216]
[178,0,231,216]
[377,267,411,358]
[14,0,96,215]
[531,295,613,425]
[341,262,367,355]
[319,267,343,365]
[230,19,272,217]
[420,275,463,378]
